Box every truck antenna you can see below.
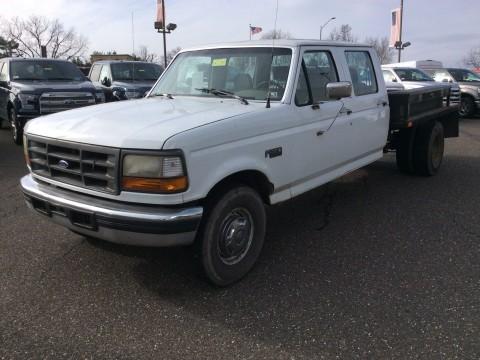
[266,0,279,109]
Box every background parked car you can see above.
[381,65,461,107]
[385,60,479,117]
[88,61,163,102]
[0,58,105,144]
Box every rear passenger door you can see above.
[340,49,389,158]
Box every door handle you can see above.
[377,101,388,107]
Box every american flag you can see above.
[250,26,262,35]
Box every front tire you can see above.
[459,96,475,118]
[199,186,266,286]
[9,107,23,145]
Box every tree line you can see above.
[1,15,479,68]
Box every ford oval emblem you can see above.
[58,160,69,169]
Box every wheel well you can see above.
[206,170,274,205]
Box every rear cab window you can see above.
[0,61,9,82]
[345,51,378,96]
[89,64,102,82]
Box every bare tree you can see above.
[329,24,357,43]
[365,36,394,64]
[260,29,292,40]
[161,46,182,66]
[3,16,87,59]
[138,45,159,63]
[463,46,480,68]
[0,36,19,58]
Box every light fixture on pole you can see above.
[154,0,177,69]
[319,17,336,40]
[394,40,411,62]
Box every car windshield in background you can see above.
[448,69,480,82]
[10,61,86,81]
[111,63,162,81]
[149,47,292,101]
[394,68,433,82]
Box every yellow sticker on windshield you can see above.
[212,58,227,67]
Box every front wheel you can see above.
[459,96,475,118]
[198,186,266,286]
[9,107,23,145]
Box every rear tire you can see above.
[198,185,266,286]
[9,107,23,145]
[395,129,415,174]
[413,121,444,176]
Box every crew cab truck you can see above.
[0,58,105,145]
[20,40,459,286]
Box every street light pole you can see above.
[320,17,336,40]
[398,0,404,62]
[162,0,167,69]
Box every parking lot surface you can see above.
[1,120,479,359]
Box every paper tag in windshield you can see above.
[212,58,227,67]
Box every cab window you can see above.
[382,70,397,83]
[345,51,378,96]
[90,64,102,82]
[99,65,111,83]
[295,50,338,106]
[0,62,9,82]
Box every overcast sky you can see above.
[0,0,478,66]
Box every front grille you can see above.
[39,92,96,114]
[27,136,120,194]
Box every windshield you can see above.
[111,63,162,81]
[10,60,86,81]
[448,69,480,82]
[393,68,434,82]
[150,47,292,101]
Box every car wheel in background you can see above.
[9,107,23,145]
[459,96,475,118]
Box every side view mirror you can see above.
[101,77,111,87]
[442,78,449,83]
[0,80,8,88]
[391,78,398,82]
[326,81,352,100]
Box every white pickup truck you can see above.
[20,40,459,285]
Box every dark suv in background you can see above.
[0,58,105,144]
[88,61,163,102]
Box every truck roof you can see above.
[1,57,72,63]
[181,39,371,52]
[91,60,162,65]
[383,60,444,69]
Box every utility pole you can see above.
[398,0,404,62]
[161,1,167,69]
[155,0,177,69]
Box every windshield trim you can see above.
[146,46,297,104]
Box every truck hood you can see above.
[12,80,96,93]
[25,97,258,149]
[401,81,451,90]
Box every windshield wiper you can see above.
[150,93,174,99]
[195,87,249,105]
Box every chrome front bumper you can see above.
[20,174,203,247]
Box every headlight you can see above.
[18,94,37,110]
[125,89,141,99]
[95,90,106,103]
[122,153,188,193]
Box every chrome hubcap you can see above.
[218,208,254,265]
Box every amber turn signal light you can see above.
[122,176,188,193]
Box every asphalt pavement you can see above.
[1,119,479,359]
